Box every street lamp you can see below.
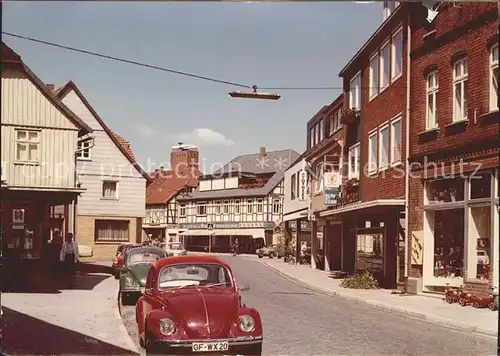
[229,85,280,100]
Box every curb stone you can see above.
[263,261,498,338]
[115,288,140,354]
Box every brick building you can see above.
[407,3,499,294]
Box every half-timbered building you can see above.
[177,147,299,253]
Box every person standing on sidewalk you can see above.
[59,233,79,287]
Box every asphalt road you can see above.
[121,255,496,355]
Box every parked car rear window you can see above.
[158,263,232,289]
[128,251,164,265]
[168,243,184,250]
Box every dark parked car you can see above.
[256,244,284,259]
[119,246,168,305]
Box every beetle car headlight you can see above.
[238,315,255,332]
[159,318,175,336]
[124,276,135,287]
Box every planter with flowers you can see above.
[340,108,361,125]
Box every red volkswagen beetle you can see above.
[136,255,263,355]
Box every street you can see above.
[120,256,496,355]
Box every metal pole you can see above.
[497,5,500,356]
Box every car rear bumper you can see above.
[149,336,262,355]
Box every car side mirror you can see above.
[238,284,250,292]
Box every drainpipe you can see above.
[403,12,412,293]
[73,137,95,240]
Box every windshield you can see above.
[158,263,233,290]
[168,243,183,250]
[127,251,164,265]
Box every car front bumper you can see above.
[149,335,263,355]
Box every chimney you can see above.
[46,84,55,91]
[259,146,266,159]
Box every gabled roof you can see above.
[178,148,300,200]
[146,172,198,205]
[55,81,152,182]
[1,42,93,134]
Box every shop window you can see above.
[426,177,464,204]
[94,220,130,242]
[433,209,464,279]
[469,173,492,199]
[356,233,384,274]
[469,205,491,280]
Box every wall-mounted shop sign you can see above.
[180,221,275,230]
[298,169,308,201]
[324,172,341,206]
[324,187,340,205]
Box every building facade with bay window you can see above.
[407,3,499,294]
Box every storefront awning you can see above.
[180,229,264,239]
[319,199,405,217]
[179,229,210,236]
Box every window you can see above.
[426,71,439,129]
[196,202,207,216]
[315,164,324,194]
[390,118,402,165]
[330,110,341,134]
[102,181,118,199]
[94,219,129,242]
[215,201,221,214]
[315,122,320,144]
[291,173,297,200]
[272,199,281,214]
[368,133,378,173]
[453,58,468,121]
[318,119,324,142]
[469,205,492,280]
[257,199,263,213]
[378,125,389,169]
[490,43,499,111]
[383,1,399,21]
[349,72,361,110]
[234,200,240,214]
[15,130,40,163]
[392,29,403,79]
[223,200,229,214]
[369,53,379,98]
[247,199,253,213]
[380,41,391,90]
[348,143,360,179]
[179,204,186,217]
[77,140,92,160]
[309,127,314,148]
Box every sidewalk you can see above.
[2,262,138,355]
[261,258,498,337]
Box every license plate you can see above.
[192,341,229,352]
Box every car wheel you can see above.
[269,253,274,259]
[258,255,263,258]
[121,292,134,306]
[114,272,120,279]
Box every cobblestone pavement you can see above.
[120,255,495,355]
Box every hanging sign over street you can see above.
[298,169,308,201]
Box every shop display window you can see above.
[356,233,384,273]
[470,172,492,200]
[469,205,491,280]
[426,177,464,204]
[433,209,464,278]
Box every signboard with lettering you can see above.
[324,187,340,205]
[179,222,275,230]
[298,170,308,201]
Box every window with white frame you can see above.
[380,41,391,90]
[383,1,399,21]
[315,164,324,193]
[179,204,186,217]
[369,53,379,98]
[426,71,439,129]
[234,200,240,214]
[223,200,229,214]
[379,125,389,169]
[368,133,378,173]
[453,57,468,121]
[315,122,321,144]
[15,130,40,163]
[196,202,207,216]
[215,201,221,214]
[272,199,281,214]
[330,109,341,134]
[490,43,499,111]
[390,117,402,165]
[309,127,315,148]
[102,181,118,199]
[349,72,361,110]
[318,119,324,142]
[247,199,253,213]
[77,140,92,160]
[257,199,263,213]
[392,29,403,79]
[348,143,360,179]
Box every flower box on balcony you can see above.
[340,108,361,125]
[344,178,360,192]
